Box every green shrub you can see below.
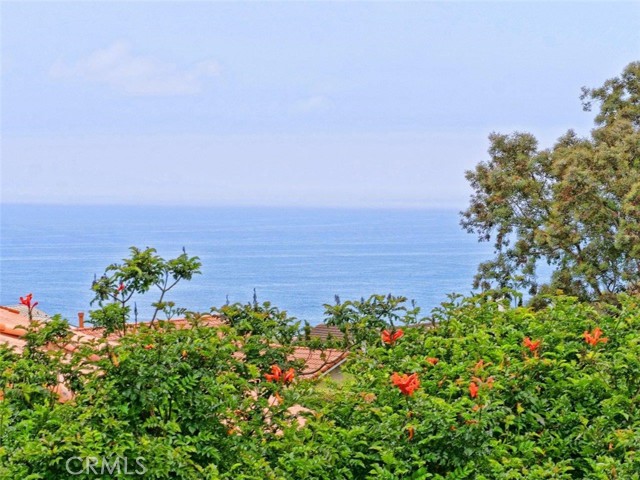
[1,294,640,479]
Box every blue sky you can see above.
[2,2,639,207]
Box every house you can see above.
[75,314,348,380]
[0,304,349,404]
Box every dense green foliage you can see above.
[461,61,640,303]
[1,293,640,479]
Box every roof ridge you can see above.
[0,306,20,314]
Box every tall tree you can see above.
[461,61,640,303]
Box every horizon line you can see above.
[0,201,466,212]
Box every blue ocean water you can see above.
[0,205,493,325]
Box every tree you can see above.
[90,246,202,335]
[323,294,422,348]
[461,61,640,303]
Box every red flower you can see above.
[426,357,439,365]
[144,344,155,350]
[469,381,479,399]
[264,365,295,384]
[19,293,38,310]
[117,283,125,293]
[265,365,282,382]
[282,368,295,384]
[381,328,404,345]
[584,328,608,346]
[391,372,420,396]
[523,337,542,353]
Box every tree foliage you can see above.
[323,294,422,348]
[3,292,640,478]
[90,247,202,335]
[461,61,640,303]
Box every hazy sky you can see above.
[2,2,639,208]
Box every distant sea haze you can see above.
[0,205,492,326]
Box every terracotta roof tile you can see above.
[0,307,31,331]
[2,305,52,322]
[308,324,345,341]
[75,315,225,340]
[0,306,100,353]
[291,346,348,378]
[0,333,27,353]
[0,307,92,402]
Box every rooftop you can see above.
[308,324,345,342]
[1,307,348,377]
[1,304,52,322]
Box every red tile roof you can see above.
[0,307,31,353]
[75,315,225,341]
[69,315,348,377]
[0,308,348,404]
[290,346,348,378]
[308,324,345,341]
[0,308,85,402]
[1,304,51,322]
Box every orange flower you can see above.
[584,328,608,346]
[264,365,283,382]
[144,344,155,350]
[523,337,541,353]
[407,426,414,441]
[181,350,188,359]
[381,329,404,345]
[469,381,479,399]
[391,372,420,396]
[282,368,295,384]
[264,365,295,384]
[473,359,486,372]
[426,357,439,365]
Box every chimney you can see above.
[78,312,85,329]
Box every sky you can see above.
[2,1,639,208]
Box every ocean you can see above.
[0,205,493,326]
